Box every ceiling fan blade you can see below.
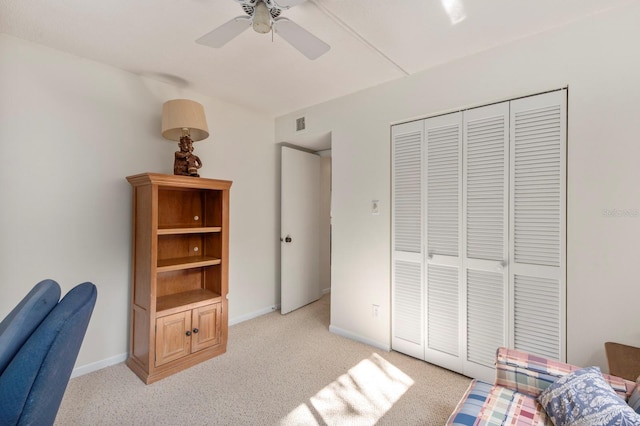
[274,18,330,60]
[273,0,307,8]
[196,17,252,48]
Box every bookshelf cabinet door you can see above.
[156,311,191,366]
[191,303,222,353]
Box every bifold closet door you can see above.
[391,120,424,359]
[423,112,463,373]
[509,91,566,362]
[461,102,510,382]
[391,90,566,381]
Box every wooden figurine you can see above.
[174,136,202,177]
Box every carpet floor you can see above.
[56,294,471,425]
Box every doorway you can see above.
[278,135,332,314]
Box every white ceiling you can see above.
[0,0,634,117]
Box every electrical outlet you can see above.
[372,304,380,318]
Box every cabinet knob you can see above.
[185,330,192,336]
[193,328,199,334]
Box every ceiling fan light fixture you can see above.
[252,1,272,34]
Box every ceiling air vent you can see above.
[296,116,306,132]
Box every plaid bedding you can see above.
[447,380,552,426]
[446,347,637,426]
[495,347,634,400]
[447,380,490,425]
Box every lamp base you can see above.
[174,136,202,177]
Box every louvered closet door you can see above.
[423,112,464,372]
[510,91,566,361]
[462,102,510,383]
[391,90,567,380]
[391,120,424,359]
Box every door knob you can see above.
[193,328,199,334]
[185,330,192,336]
[285,235,292,243]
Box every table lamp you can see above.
[161,99,209,177]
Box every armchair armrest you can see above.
[494,347,634,400]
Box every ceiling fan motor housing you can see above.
[242,2,282,17]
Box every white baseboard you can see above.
[71,352,127,378]
[322,287,331,295]
[229,304,280,326]
[71,301,315,378]
[329,325,391,352]
[70,305,281,378]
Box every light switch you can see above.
[371,200,379,215]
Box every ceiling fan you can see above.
[196,0,330,60]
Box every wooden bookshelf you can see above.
[125,173,231,384]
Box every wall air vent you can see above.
[296,116,306,132]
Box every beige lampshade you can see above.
[161,99,209,141]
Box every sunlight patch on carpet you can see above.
[280,353,414,425]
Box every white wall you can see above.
[275,3,640,369]
[319,154,332,294]
[0,34,278,372]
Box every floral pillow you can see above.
[538,366,640,426]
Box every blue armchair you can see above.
[0,279,61,376]
[0,280,97,425]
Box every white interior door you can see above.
[281,146,321,315]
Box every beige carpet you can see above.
[56,295,471,425]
